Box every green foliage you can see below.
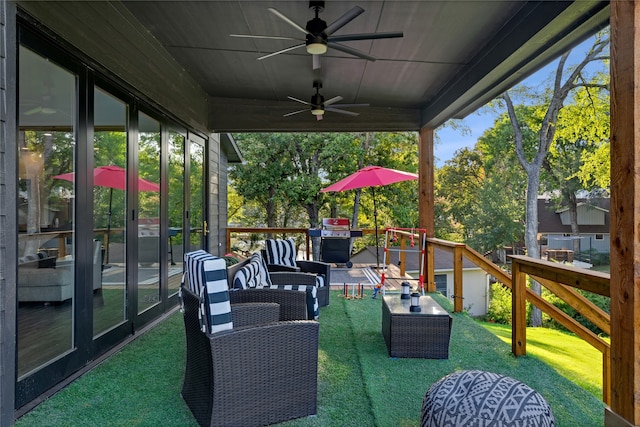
[487,277,610,336]
[542,287,610,336]
[436,113,528,253]
[486,283,514,324]
[221,254,240,266]
[229,132,420,237]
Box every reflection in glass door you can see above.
[93,87,128,337]
[168,130,185,296]
[17,46,77,377]
[137,113,161,314]
[188,136,206,251]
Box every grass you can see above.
[15,291,604,427]
[481,321,606,400]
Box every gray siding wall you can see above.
[17,1,209,133]
[1,0,17,424]
[208,133,221,256]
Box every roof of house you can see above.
[538,198,610,234]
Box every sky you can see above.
[433,34,604,168]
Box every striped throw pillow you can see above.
[265,238,297,267]
[184,250,233,334]
[232,252,273,289]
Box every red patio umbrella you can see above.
[321,166,418,268]
[53,165,160,262]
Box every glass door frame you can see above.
[186,132,208,253]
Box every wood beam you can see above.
[419,128,435,292]
[608,1,640,424]
[511,260,527,356]
[453,245,463,312]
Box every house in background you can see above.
[537,197,610,266]
[350,246,489,317]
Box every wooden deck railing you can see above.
[426,238,611,404]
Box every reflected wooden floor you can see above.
[17,265,183,378]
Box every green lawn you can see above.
[16,291,604,427]
[481,321,606,400]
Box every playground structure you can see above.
[377,227,426,297]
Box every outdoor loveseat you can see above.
[180,251,319,427]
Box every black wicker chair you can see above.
[261,241,331,307]
[180,286,319,427]
[228,257,318,320]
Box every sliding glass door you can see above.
[15,24,209,409]
[93,87,128,338]
[17,45,77,379]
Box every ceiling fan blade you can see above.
[330,32,404,43]
[284,109,309,117]
[258,44,305,60]
[325,107,360,117]
[287,96,312,106]
[331,103,370,108]
[268,8,308,35]
[230,34,302,41]
[328,42,377,61]
[312,54,321,70]
[24,106,42,116]
[324,6,365,35]
[324,96,344,106]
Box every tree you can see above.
[541,81,610,251]
[501,31,609,326]
[229,133,294,228]
[436,113,527,255]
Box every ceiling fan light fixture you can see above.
[306,38,327,54]
[311,107,325,116]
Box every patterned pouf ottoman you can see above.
[421,370,555,427]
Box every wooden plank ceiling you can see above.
[119,1,609,132]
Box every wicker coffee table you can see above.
[382,295,452,359]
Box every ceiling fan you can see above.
[24,93,57,116]
[230,0,403,69]
[284,80,369,121]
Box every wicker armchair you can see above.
[261,239,331,307]
[180,286,319,427]
[227,257,318,321]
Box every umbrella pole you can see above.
[105,188,113,264]
[372,186,379,270]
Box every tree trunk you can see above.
[524,168,542,326]
[565,192,580,253]
[306,203,320,261]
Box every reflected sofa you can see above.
[18,240,102,302]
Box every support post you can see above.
[511,260,526,356]
[608,1,640,425]
[399,237,406,275]
[453,245,463,312]
[418,127,435,292]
